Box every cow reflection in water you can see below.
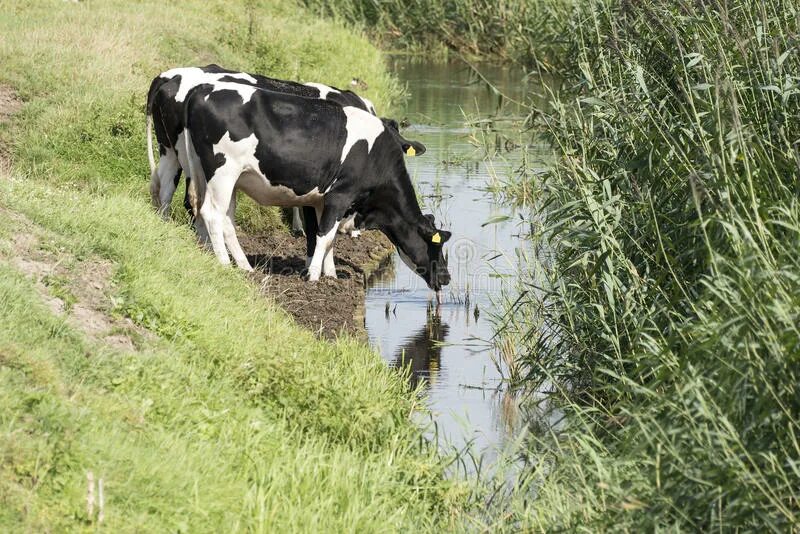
[392,307,450,390]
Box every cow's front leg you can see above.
[303,206,318,268]
[308,208,342,282]
[308,205,337,278]
[291,207,305,236]
[322,247,337,278]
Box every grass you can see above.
[484,0,800,530]
[0,0,401,232]
[300,0,578,66]
[0,0,466,530]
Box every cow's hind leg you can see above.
[156,148,181,218]
[304,206,318,268]
[198,171,238,267]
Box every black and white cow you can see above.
[183,83,451,289]
[145,65,424,264]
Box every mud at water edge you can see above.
[238,229,394,339]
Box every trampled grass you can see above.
[0,0,464,530]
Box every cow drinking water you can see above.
[182,83,451,289]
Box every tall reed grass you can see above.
[488,0,800,529]
[299,0,576,64]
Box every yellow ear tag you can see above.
[406,146,416,156]
[431,232,441,244]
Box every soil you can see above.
[239,230,394,339]
[3,208,153,352]
[0,84,22,173]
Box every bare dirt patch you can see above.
[2,209,151,351]
[0,85,22,122]
[0,84,22,173]
[239,229,393,338]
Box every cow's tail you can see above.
[145,75,163,179]
[146,112,156,177]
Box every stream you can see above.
[364,59,538,458]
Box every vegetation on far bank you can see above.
[300,0,575,65]
[0,1,464,530]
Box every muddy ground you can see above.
[240,230,393,339]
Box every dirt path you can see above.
[240,230,393,339]
[0,84,22,172]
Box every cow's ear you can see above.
[402,140,426,157]
[381,117,400,131]
[420,223,451,245]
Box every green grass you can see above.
[486,0,800,530]
[0,0,465,530]
[300,0,578,65]
[0,0,401,232]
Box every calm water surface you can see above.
[365,59,540,457]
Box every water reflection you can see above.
[365,58,541,456]
[392,307,450,390]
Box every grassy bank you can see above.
[491,0,800,530]
[0,1,463,530]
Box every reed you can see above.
[299,0,578,65]
[485,0,800,530]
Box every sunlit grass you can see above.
[0,1,464,530]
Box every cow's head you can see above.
[395,214,452,291]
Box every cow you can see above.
[182,83,451,290]
[145,65,425,267]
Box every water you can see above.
[365,59,538,457]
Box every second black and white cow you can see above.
[183,84,451,289]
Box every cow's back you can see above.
[185,87,351,195]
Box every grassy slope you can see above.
[0,1,463,530]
